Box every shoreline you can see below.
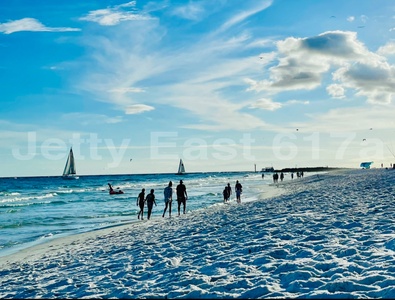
[2,168,345,264]
[0,176,290,266]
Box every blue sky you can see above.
[1,0,395,177]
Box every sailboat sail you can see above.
[63,148,78,179]
[177,159,185,174]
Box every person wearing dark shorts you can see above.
[163,181,173,218]
[145,189,157,220]
[225,183,232,202]
[176,180,188,215]
[136,188,145,220]
[223,186,228,203]
[235,180,242,204]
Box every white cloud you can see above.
[216,1,272,34]
[73,7,270,131]
[125,104,154,114]
[299,31,368,58]
[247,31,365,93]
[118,1,137,8]
[0,18,80,34]
[327,84,346,99]
[285,99,310,105]
[333,60,395,104]
[109,87,145,93]
[74,2,395,133]
[360,15,368,23]
[248,30,395,105]
[357,89,393,105]
[248,39,275,49]
[347,16,355,22]
[171,3,205,21]
[80,1,152,25]
[377,42,395,56]
[249,98,282,111]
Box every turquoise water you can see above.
[0,171,272,257]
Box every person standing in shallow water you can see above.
[176,180,188,215]
[136,188,145,220]
[223,186,228,203]
[235,180,242,204]
[225,183,232,202]
[145,189,157,220]
[163,181,173,218]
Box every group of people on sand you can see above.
[136,188,156,220]
[223,180,243,204]
[109,178,244,220]
[262,171,306,183]
[135,179,244,220]
[136,179,188,220]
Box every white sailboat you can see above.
[176,159,186,175]
[62,147,79,179]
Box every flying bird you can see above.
[363,139,366,141]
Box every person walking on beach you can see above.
[235,180,242,204]
[272,173,276,183]
[280,172,284,182]
[223,186,228,203]
[145,189,157,220]
[162,181,173,218]
[176,180,188,215]
[225,183,232,202]
[136,188,145,220]
[273,173,279,183]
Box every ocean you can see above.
[0,171,273,258]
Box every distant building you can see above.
[261,167,274,172]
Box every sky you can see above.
[1,0,395,177]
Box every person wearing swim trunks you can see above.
[235,180,242,204]
[176,180,188,215]
[223,186,228,203]
[225,183,232,202]
[136,188,145,220]
[145,189,157,220]
[162,181,173,218]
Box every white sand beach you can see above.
[1,168,395,299]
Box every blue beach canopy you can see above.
[360,162,373,169]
